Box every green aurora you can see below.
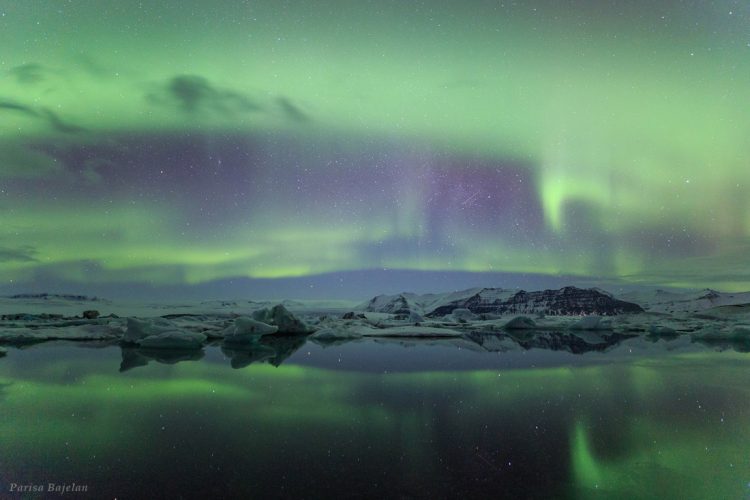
[1,1,749,295]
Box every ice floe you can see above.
[569,316,613,331]
[251,304,313,334]
[223,317,279,344]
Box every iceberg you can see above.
[223,317,278,344]
[569,316,613,331]
[124,317,179,343]
[504,316,537,330]
[310,327,363,340]
[251,304,313,334]
[360,325,463,337]
[0,324,122,342]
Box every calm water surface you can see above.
[1,336,749,499]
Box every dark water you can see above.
[1,336,750,499]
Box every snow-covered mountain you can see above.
[428,286,643,316]
[618,288,750,314]
[357,289,482,316]
[360,286,644,317]
[7,293,103,302]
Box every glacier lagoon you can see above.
[1,336,750,499]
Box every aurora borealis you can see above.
[1,0,749,297]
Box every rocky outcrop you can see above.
[428,286,643,317]
[362,294,417,316]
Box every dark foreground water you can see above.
[1,336,750,499]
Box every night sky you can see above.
[1,1,749,298]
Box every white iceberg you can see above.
[569,316,613,331]
[0,324,122,342]
[310,327,363,340]
[405,311,424,322]
[124,317,178,343]
[223,317,278,344]
[360,325,463,337]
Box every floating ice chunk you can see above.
[360,325,463,337]
[235,316,278,335]
[569,316,613,331]
[223,317,278,344]
[390,310,425,322]
[504,316,537,330]
[0,329,38,343]
[251,304,313,334]
[341,312,367,320]
[137,330,206,349]
[310,327,363,340]
[451,308,477,323]
[124,317,178,343]
[0,324,122,342]
[0,346,6,356]
[63,324,122,340]
[82,310,100,319]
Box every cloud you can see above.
[8,63,47,84]
[0,245,38,263]
[0,100,39,117]
[148,75,261,115]
[168,75,213,112]
[148,75,311,123]
[276,97,310,123]
[0,98,85,134]
[39,109,86,134]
